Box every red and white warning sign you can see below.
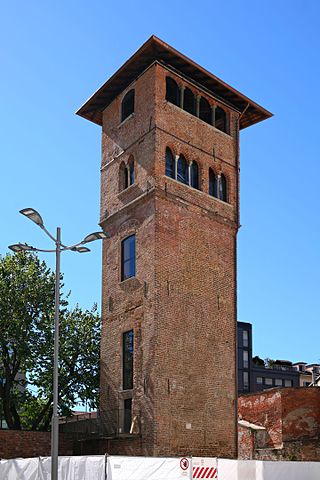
[180,458,190,471]
[192,457,218,479]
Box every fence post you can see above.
[104,453,108,480]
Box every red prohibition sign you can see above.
[180,458,189,471]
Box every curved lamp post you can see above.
[9,208,108,480]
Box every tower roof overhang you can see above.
[76,35,272,130]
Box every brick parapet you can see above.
[0,430,73,459]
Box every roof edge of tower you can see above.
[76,35,273,130]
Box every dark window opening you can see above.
[177,155,189,185]
[183,88,196,115]
[119,162,128,191]
[165,147,175,179]
[166,77,180,106]
[209,168,218,198]
[215,107,227,133]
[122,330,134,390]
[219,174,227,202]
[199,97,211,124]
[128,157,134,186]
[121,89,135,122]
[123,398,132,434]
[121,235,136,281]
[190,161,199,189]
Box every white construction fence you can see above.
[0,455,320,480]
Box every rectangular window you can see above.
[256,377,263,384]
[123,330,134,390]
[121,235,136,281]
[265,378,273,386]
[243,372,249,390]
[243,350,249,369]
[123,398,132,434]
[284,379,292,387]
[275,379,283,387]
[242,330,249,348]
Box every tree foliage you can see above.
[252,355,265,367]
[0,252,100,430]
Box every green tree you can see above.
[0,252,100,430]
[252,355,265,367]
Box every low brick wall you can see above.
[0,430,74,459]
[238,387,320,461]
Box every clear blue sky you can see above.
[1,1,319,364]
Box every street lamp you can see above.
[9,208,108,480]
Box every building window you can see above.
[199,97,211,124]
[219,174,228,202]
[265,378,273,386]
[243,350,249,369]
[121,235,136,281]
[243,372,249,390]
[190,161,199,190]
[166,77,180,106]
[215,107,227,133]
[243,330,249,348]
[123,398,132,434]
[284,379,292,387]
[177,155,189,185]
[128,156,134,186]
[119,161,128,191]
[123,330,134,390]
[121,89,135,122]
[209,171,228,203]
[119,157,135,192]
[165,147,175,179]
[275,379,283,387]
[209,168,218,198]
[183,88,196,115]
[256,377,263,384]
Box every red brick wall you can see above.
[239,389,282,448]
[238,425,254,460]
[100,62,239,458]
[238,388,320,461]
[281,388,320,441]
[0,430,73,459]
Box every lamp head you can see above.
[82,231,109,244]
[20,208,44,227]
[8,243,34,253]
[71,246,91,253]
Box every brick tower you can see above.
[77,36,271,458]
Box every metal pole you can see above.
[51,226,61,480]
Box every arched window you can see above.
[215,107,227,133]
[119,161,128,191]
[183,88,196,115]
[121,89,135,122]
[190,161,199,190]
[166,77,180,106]
[177,155,189,185]
[219,174,227,202]
[209,168,218,198]
[128,156,135,186]
[165,147,175,179]
[199,97,211,124]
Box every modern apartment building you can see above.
[238,322,299,394]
